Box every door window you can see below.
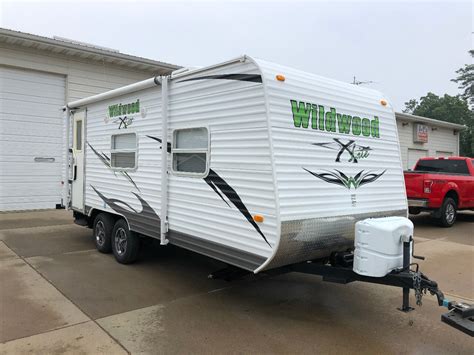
[75,120,82,151]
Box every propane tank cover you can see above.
[353,217,414,277]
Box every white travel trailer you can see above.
[66,55,408,270]
[66,56,474,336]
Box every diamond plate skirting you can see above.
[260,209,407,272]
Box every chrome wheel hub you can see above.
[95,221,106,246]
[446,204,455,224]
[115,228,127,255]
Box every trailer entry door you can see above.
[71,110,85,210]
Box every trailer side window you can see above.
[172,128,208,176]
[111,133,137,170]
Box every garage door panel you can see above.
[0,142,62,159]
[4,112,63,124]
[0,154,62,163]
[0,66,65,83]
[2,78,65,97]
[0,66,65,211]
[0,196,60,210]
[1,121,62,138]
[0,161,61,176]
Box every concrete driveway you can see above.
[0,210,472,354]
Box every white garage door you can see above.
[0,67,65,211]
[407,149,428,170]
[436,151,453,157]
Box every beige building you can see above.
[0,28,179,211]
[395,112,465,170]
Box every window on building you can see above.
[414,159,469,174]
[111,133,137,169]
[172,128,208,176]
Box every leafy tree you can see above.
[403,93,473,157]
[452,50,474,108]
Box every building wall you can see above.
[396,119,459,170]
[0,41,163,210]
[0,41,158,102]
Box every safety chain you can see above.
[413,271,423,306]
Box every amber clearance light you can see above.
[253,214,264,223]
[276,74,285,82]
[380,99,388,106]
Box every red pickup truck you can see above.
[404,157,474,227]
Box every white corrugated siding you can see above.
[0,66,65,210]
[84,59,276,262]
[396,119,459,169]
[255,58,407,221]
[167,60,276,257]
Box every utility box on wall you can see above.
[413,123,429,143]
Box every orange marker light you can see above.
[380,99,388,106]
[253,214,264,223]
[276,74,285,82]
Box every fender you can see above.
[441,182,460,205]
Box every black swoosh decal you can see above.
[146,135,171,153]
[179,74,262,83]
[87,142,139,191]
[147,136,270,247]
[204,169,270,247]
[91,186,160,237]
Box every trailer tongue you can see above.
[209,217,474,337]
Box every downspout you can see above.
[159,75,170,245]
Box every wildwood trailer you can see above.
[66,55,472,336]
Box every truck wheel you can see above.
[409,207,421,215]
[438,197,457,228]
[111,219,140,264]
[93,213,114,253]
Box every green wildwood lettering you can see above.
[108,99,140,118]
[290,99,380,138]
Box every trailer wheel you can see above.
[111,219,140,264]
[437,197,457,228]
[93,213,114,253]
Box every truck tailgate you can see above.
[404,172,426,198]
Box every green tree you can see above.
[403,93,473,157]
[452,50,474,108]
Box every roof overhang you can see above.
[395,112,466,131]
[0,27,180,74]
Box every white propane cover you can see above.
[353,217,414,277]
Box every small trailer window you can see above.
[172,128,209,176]
[75,120,82,151]
[111,133,137,169]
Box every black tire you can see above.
[111,219,140,264]
[438,197,457,228]
[409,207,421,215]
[93,213,114,253]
